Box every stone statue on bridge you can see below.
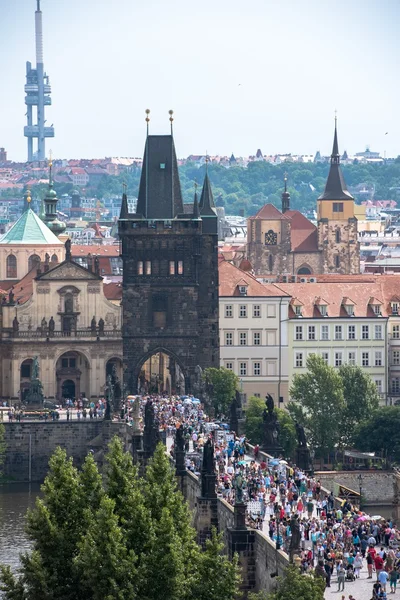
[24,356,44,407]
[262,394,283,456]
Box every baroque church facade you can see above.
[0,169,122,404]
[247,122,360,276]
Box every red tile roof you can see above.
[249,204,291,220]
[104,281,122,301]
[71,245,120,257]
[219,259,289,297]
[277,274,400,318]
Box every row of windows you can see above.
[224,304,276,319]
[224,330,277,346]
[6,254,58,278]
[295,324,383,341]
[137,260,184,276]
[294,350,384,369]
[225,361,277,377]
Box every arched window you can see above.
[65,293,74,313]
[297,266,312,275]
[268,254,273,272]
[335,229,341,243]
[51,254,58,264]
[28,254,41,272]
[6,254,17,278]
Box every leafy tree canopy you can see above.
[0,439,241,600]
[203,367,239,417]
[249,565,325,600]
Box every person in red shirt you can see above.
[374,554,384,581]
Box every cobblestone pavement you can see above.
[324,563,385,600]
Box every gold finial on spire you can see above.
[145,109,150,135]
[27,189,32,204]
[49,149,53,168]
[169,109,174,134]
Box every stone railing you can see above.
[3,329,121,339]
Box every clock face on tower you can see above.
[265,230,277,246]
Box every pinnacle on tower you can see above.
[318,118,354,201]
[119,187,129,219]
[43,156,66,235]
[192,184,200,220]
[281,174,290,213]
[198,172,217,234]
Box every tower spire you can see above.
[281,173,290,213]
[43,152,66,235]
[192,180,200,220]
[120,182,129,219]
[169,110,174,135]
[318,117,353,201]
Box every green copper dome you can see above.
[0,208,63,245]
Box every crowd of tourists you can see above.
[127,393,400,600]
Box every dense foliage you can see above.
[288,355,380,456]
[0,439,241,600]
[353,406,400,463]
[249,565,325,600]
[203,367,239,417]
[11,156,400,217]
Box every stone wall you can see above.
[316,471,395,505]
[3,421,130,482]
[254,530,288,591]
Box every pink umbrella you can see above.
[356,515,369,521]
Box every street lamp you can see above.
[357,473,363,510]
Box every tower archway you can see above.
[132,349,186,395]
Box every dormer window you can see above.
[239,285,248,296]
[319,305,327,317]
[345,304,354,316]
[373,304,381,316]
[392,303,399,315]
[369,297,382,317]
[295,305,302,316]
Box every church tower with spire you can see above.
[118,112,219,394]
[317,119,359,274]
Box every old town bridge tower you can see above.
[118,117,219,394]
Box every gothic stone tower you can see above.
[118,128,219,394]
[317,120,360,274]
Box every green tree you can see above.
[245,396,265,443]
[288,354,345,456]
[0,439,242,600]
[191,529,241,600]
[353,406,400,461]
[75,496,137,600]
[275,408,297,458]
[249,565,325,600]
[338,364,380,446]
[203,367,239,416]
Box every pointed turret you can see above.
[43,157,66,235]
[318,119,353,201]
[119,189,129,219]
[192,186,201,220]
[281,174,290,214]
[199,172,217,234]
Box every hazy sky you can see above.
[1,0,399,161]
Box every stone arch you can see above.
[130,346,186,395]
[297,264,312,275]
[51,254,58,264]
